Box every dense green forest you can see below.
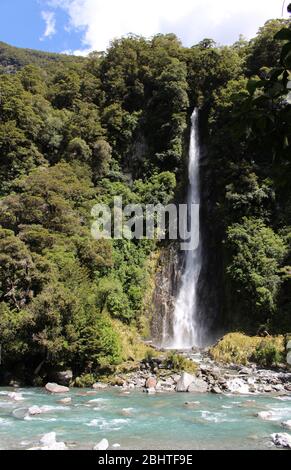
[0,18,290,384]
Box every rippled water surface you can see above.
[0,387,290,450]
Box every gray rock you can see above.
[282,420,291,430]
[58,397,72,405]
[92,382,108,390]
[211,386,222,394]
[187,377,208,393]
[176,372,195,392]
[45,383,69,394]
[93,438,109,450]
[272,384,284,392]
[172,374,181,383]
[135,378,146,388]
[271,433,291,448]
[286,340,291,351]
[28,405,43,415]
[256,411,274,420]
[287,351,291,366]
[239,367,252,375]
[28,432,68,450]
[184,401,200,407]
[145,377,157,389]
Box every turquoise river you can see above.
[0,387,290,450]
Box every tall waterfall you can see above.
[168,108,202,349]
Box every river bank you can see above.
[95,349,291,396]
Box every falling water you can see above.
[168,108,202,349]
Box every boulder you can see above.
[12,408,29,420]
[135,378,146,388]
[145,377,157,389]
[45,382,69,394]
[176,372,195,392]
[28,406,43,416]
[271,433,291,448]
[184,401,200,407]
[272,384,284,392]
[282,420,291,430]
[36,432,68,450]
[93,438,109,450]
[211,385,222,394]
[8,392,24,401]
[92,382,108,390]
[172,374,181,383]
[287,351,291,366]
[286,340,291,351]
[187,378,208,393]
[145,387,156,394]
[121,407,134,416]
[256,411,274,420]
[226,378,250,394]
[58,397,72,405]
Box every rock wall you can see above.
[151,244,182,346]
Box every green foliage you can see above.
[246,20,290,75]
[0,302,32,363]
[0,228,40,309]
[251,340,284,367]
[165,351,197,374]
[1,19,291,382]
[226,218,287,325]
[210,333,285,366]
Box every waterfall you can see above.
[166,108,202,349]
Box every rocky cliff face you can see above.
[197,139,226,345]
[151,244,182,346]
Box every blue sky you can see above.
[0,0,289,55]
[0,0,84,53]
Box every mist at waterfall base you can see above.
[163,109,204,350]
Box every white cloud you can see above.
[40,10,57,40]
[47,0,289,53]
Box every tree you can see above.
[0,121,45,194]
[226,218,287,327]
[66,138,92,162]
[0,228,36,309]
[50,69,81,109]
[92,139,112,180]
[246,19,290,75]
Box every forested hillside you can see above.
[0,18,290,385]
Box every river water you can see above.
[0,387,290,450]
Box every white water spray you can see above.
[168,108,202,349]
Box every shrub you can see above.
[74,373,96,388]
[165,352,197,374]
[251,340,284,367]
[210,333,284,366]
